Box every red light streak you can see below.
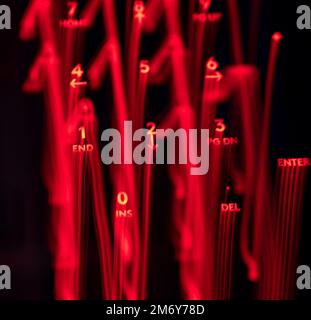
[250,32,284,289]
[226,0,244,64]
[272,31,283,43]
[248,0,262,63]
[216,204,238,299]
[258,160,309,299]
[19,0,309,301]
[134,60,150,131]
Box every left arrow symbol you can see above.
[70,79,88,88]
